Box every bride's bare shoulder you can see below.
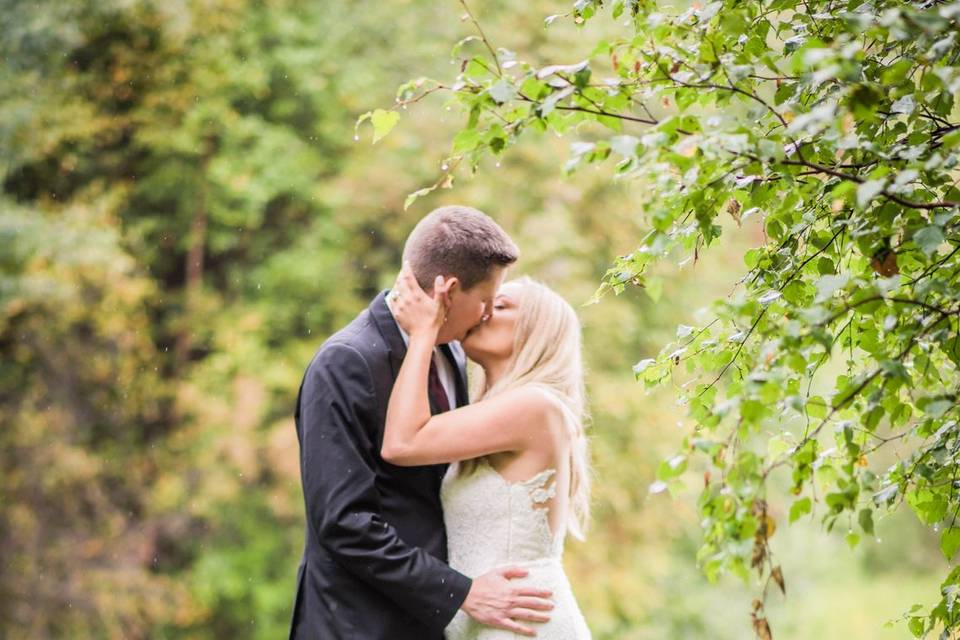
[496,385,566,429]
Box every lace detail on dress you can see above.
[442,460,591,639]
[527,469,558,506]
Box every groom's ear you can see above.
[439,276,458,302]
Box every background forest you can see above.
[0,1,949,638]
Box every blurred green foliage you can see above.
[0,1,950,638]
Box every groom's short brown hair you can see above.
[402,205,519,291]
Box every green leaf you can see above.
[403,186,435,211]
[451,35,482,59]
[648,480,668,495]
[940,527,960,560]
[370,109,400,144]
[656,454,687,481]
[942,128,960,149]
[845,531,860,549]
[908,616,925,637]
[610,135,640,158]
[814,273,849,302]
[924,399,954,418]
[757,290,782,306]
[611,0,624,19]
[488,79,517,104]
[856,179,886,208]
[789,497,812,523]
[807,396,828,419]
[632,358,656,376]
[464,58,489,79]
[891,94,916,115]
[873,484,898,506]
[768,434,792,459]
[453,129,482,153]
[858,508,874,535]
[913,226,944,257]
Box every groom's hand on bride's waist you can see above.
[461,566,554,637]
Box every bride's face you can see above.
[461,283,521,363]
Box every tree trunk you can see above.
[175,156,210,367]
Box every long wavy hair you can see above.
[463,277,591,540]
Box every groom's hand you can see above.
[461,566,554,637]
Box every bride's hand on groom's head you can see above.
[391,262,450,339]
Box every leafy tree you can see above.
[384,0,960,636]
[1,0,446,635]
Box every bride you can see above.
[382,264,592,639]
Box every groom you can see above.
[289,205,554,639]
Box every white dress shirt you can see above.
[387,303,458,410]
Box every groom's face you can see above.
[436,266,506,345]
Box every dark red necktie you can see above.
[428,357,451,414]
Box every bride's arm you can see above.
[383,382,558,466]
[381,266,558,467]
[382,326,436,459]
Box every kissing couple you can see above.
[289,205,592,639]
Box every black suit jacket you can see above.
[288,291,473,640]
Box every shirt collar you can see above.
[386,297,411,346]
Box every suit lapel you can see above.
[368,290,407,379]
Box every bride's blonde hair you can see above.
[465,276,591,540]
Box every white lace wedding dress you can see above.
[442,458,591,639]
